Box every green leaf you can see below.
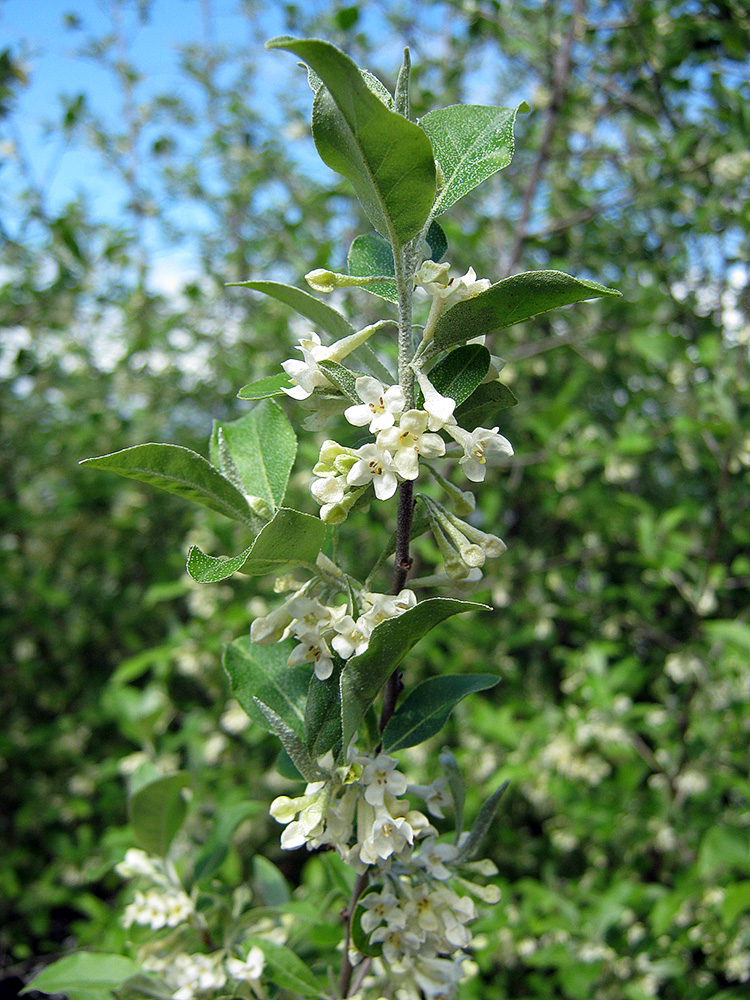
[187,507,326,582]
[253,699,322,782]
[340,598,489,749]
[439,749,466,842]
[454,380,518,427]
[721,880,750,926]
[21,954,143,1000]
[237,372,294,400]
[228,279,355,341]
[347,233,397,303]
[420,103,523,215]
[114,974,174,1000]
[305,659,344,759]
[268,37,436,246]
[210,401,297,511]
[253,856,291,907]
[423,345,490,406]
[223,637,308,736]
[454,780,509,863]
[244,938,326,998]
[128,772,190,858]
[382,673,500,753]
[80,444,253,526]
[317,359,362,402]
[426,219,448,262]
[433,270,622,350]
[191,800,263,886]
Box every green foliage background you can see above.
[2,1,750,998]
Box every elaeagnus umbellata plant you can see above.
[24,36,619,1000]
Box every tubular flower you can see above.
[376,410,445,480]
[446,424,513,482]
[345,376,406,432]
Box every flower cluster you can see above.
[117,850,195,931]
[251,577,416,680]
[117,849,267,1000]
[140,948,265,1000]
[270,753,501,999]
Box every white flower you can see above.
[361,755,408,807]
[414,260,451,296]
[438,266,491,308]
[115,848,161,881]
[287,630,336,680]
[281,332,335,400]
[415,370,456,431]
[360,810,417,864]
[414,262,491,309]
[122,887,193,930]
[360,588,417,628]
[447,424,513,482]
[376,410,445,480]
[226,946,265,982]
[331,614,372,659]
[345,376,406,432]
[360,889,407,935]
[413,837,459,880]
[347,442,400,500]
[409,776,452,818]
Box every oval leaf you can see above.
[340,598,489,749]
[433,270,622,350]
[382,673,500,753]
[22,954,143,1000]
[347,233,397,303]
[304,659,344,759]
[209,401,297,511]
[268,37,436,246]
[420,104,522,215]
[80,444,253,526]
[238,372,295,400]
[245,938,326,998]
[187,507,326,582]
[128,772,190,858]
[223,637,308,736]
[454,380,518,428]
[422,345,490,406]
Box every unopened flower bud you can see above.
[247,495,272,519]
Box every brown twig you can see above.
[505,0,586,275]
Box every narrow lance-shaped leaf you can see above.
[227,279,355,341]
[223,637,309,736]
[186,507,326,583]
[381,673,500,753]
[253,699,323,782]
[340,598,489,750]
[439,749,466,844]
[80,444,254,526]
[420,103,526,215]
[268,37,436,246]
[209,401,297,511]
[454,780,510,864]
[433,270,622,350]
